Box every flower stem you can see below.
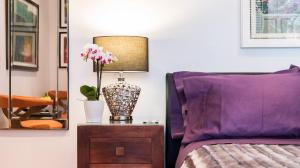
[96,60,100,100]
[96,60,104,100]
[99,63,104,99]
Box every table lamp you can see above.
[93,36,148,121]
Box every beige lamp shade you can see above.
[93,36,148,72]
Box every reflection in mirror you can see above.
[1,0,69,130]
[0,0,11,129]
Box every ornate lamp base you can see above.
[103,75,141,122]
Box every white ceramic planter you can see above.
[83,100,104,123]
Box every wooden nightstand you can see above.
[77,124,164,168]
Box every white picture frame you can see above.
[241,0,300,48]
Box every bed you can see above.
[166,66,300,168]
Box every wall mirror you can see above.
[0,0,69,130]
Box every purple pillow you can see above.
[170,65,300,139]
[173,72,209,127]
[182,73,300,144]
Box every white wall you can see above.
[0,0,65,97]
[0,0,71,166]
[9,0,50,96]
[0,1,9,95]
[70,0,300,123]
[1,0,300,168]
[49,0,68,91]
[49,0,59,90]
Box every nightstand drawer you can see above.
[90,138,152,164]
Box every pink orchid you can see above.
[80,43,118,100]
[81,43,116,65]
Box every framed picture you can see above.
[12,0,38,27]
[241,0,300,48]
[60,0,68,28]
[6,0,39,71]
[11,31,38,70]
[59,32,68,68]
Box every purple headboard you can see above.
[166,73,182,168]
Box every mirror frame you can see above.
[4,0,69,130]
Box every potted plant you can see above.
[80,44,116,122]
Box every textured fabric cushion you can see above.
[170,65,300,139]
[182,72,300,144]
[21,120,63,129]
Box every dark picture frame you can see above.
[11,0,38,28]
[59,0,68,28]
[11,31,39,70]
[6,0,39,71]
[59,32,68,68]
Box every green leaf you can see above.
[80,85,97,101]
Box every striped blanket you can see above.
[181,144,300,168]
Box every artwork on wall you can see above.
[12,0,38,27]
[59,32,68,68]
[241,0,300,47]
[60,0,68,28]
[12,31,38,68]
[7,0,39,71]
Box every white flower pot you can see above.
[83,100,104,123]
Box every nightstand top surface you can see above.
[78,120,164,127]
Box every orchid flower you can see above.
[80,43,116,65]
[80,43,117,100]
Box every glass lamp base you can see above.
[102,73,141,124]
